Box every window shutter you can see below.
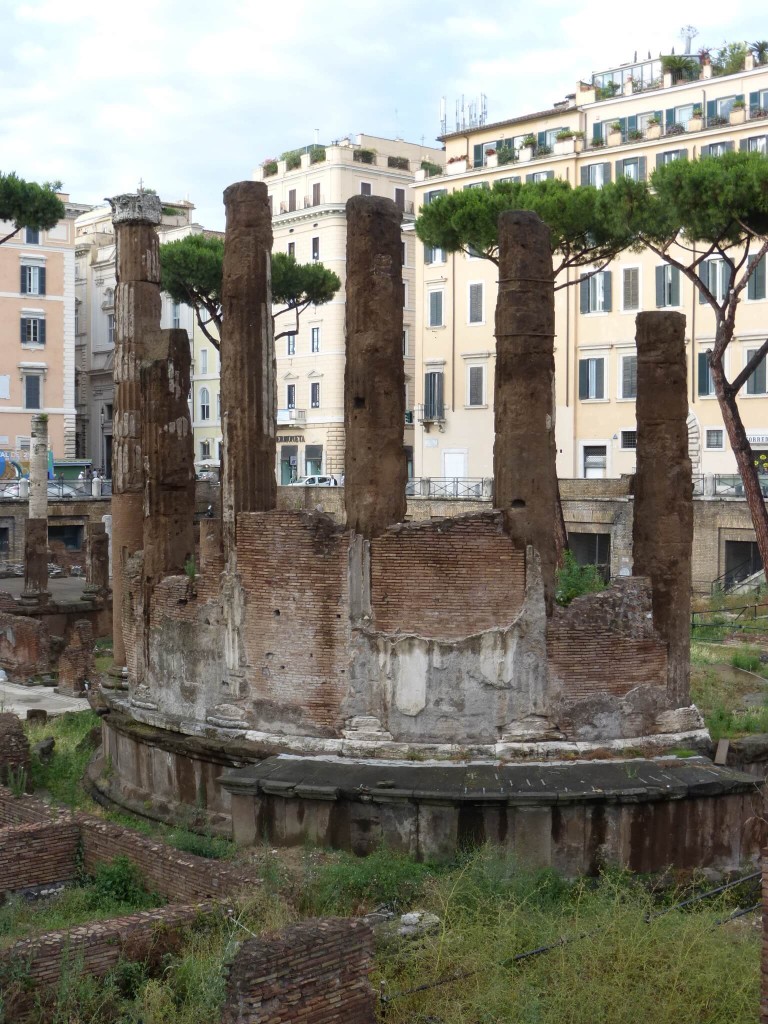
[698,262,710,304]
[655,266,665,307]
[627,114,637,132]
[469,366,483,405]
[469,283,483,323]
[578,360,589,399]
[655,152,665,169]
[665,108,675,127]
[638,157,647,181]
[750,91,761,112]
[706,100,717,121]
[740,139,749,152]
[26,375,40,409]
[602,162,612,183]
[735,93,744,107]
[592,123,602,142]
[580,166,590,186]
[595,358,605,398]
[748,350,767,394]
[654,110,663,123]
[670,267,680,307]
[424,245,433,265]
[623,268,638,310]
[697,352,710,396]
[748,256,767,300]
[436,372,444,416]
[700,145,710,158]
[544,170,554,181]
[20,267,26,293]
[615,159,624,178]
[677,149,688,161]
[724,141,735,153]
[537,131,547,148]
[602,271,612,312]
[473,143,484,167]
[20,318,26,343]
[580,275,589,314]
[40,320,46,345]
[429,291,442,325]
[525,173,535,183]
[622,356,637,398]
[39,268,45,296]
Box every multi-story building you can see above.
[74,200,199,472]
[0,194,91,466]
[254,133,445,482]
[190,302,222,471]
[412,51,768,485]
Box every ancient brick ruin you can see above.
[96,190,758,867]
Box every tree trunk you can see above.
[711,349,768,578]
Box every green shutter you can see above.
[700,145,710,158]
[706,100,717,121]
[699,262,709,303]
[655,265,665,307]
[580,276,589,313]
[537,131,547,148]
[740,139,750,152]
[602,271,612,312]
[39,268,45,296]
[20,318,26,343]
[19,267,26,293]
[473,143,484,168]
[670,267,680,307]
[750,91,761,113]
[592,122,602,142]
[748,350,767,395]
[39,320,46,346]
[665,108,675,126]
[525,173,534,183]
[638,157,647,181]
[748,255,767,300]
[595,358,605,398]
[677,149,688,161]
[622,356,637,398]
[602,162,612,183]
[580,166,590,186]
[698,352,710,396]
[579,359,589,398]
[615,159,624,178]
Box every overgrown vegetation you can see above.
[26,710,101,807]
[691,643,768,739]
[555,551,605,606]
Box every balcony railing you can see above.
[406,477,491,500]
[277,407,307,425]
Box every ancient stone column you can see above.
[28,414,48,520]
[84,522,109,597]
[220,181,275,558]
[492,210,559,610]
[632,311,693,707]
[141,328,195,581]
[344,196,406,538]
[108,193,162,668]
[22,519,48,604]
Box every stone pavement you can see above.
[0,680,88,718]
[0,577,87,602]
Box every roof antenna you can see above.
[680,25,698,54]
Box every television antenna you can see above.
[680,25,698,54]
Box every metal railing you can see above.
[406,477,491,500]
[0,479,111,500]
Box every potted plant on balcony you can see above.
[646,115,662,140]
[446,154,468,174]
[353,148,376,165]
[485,147,498,168]
[730,97,746,124]
[627,128,644,141]
[554,128,575,154]
[688,105,704,132]
[497,144,517,165]
[607,122,623,146]
[262,158,278,177]
[519,135,536,161]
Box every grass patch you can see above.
[25,710,100,808]
[166,827,235,861]
[731,649,764,673]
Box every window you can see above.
[702,141,733,158]
[311,236,320,261]
[424,371,444,419]
[656,149,688,167]
[578,357,605,400]
[311,381,320,408]
[286,384,296,409]
[74,303,80,337]
[747,348,767,395]
[287,333,296,355]
[200,349,208,374]
[744,135,768,155]
[288,189,297,212]
[655,265,681,307]
[716,95,737,118]
[23,374,41,409]
[581,162,610,188]
[394,188,405,212]
[200,440,210,460]
[312,182,321,206]
[402,329,408,356]
[311,327,320,353]
[583,444,607,478]
[616,157,646,181]
[403,281,408,308]
[468,283,483,324]
[20,317,45,345]
[698,352,715,396]
[620,430,637,450]
[620,354,637,399]
[673,103,695,124]
[360,182,372,196]
[622,268,640,311]
[423,188,447,206]
[747,255,767,300]
[48,525,83,551]
[700,259,729,303]
[216,393,220,420]
[107,313,115,346]
[428,290,444,327]
[287,241,295,258]
[467,365,485,406]
[25,228,40,245]
[172,302,181,329]
[20,265,45,295]
[424,245,445,265]
[579,271,612,313]
[705,429,724,450]
[526,170,554,183]
[199,387,210,420]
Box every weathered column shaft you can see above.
[344,195,406,538]
[220,181,275,557]
[633,311,693,706]
[109,194,162,667]
[23,519,48,599]
[141,328,195,580]
[85,522,110,594]
[29,414,48,521]
[492,210,558,609]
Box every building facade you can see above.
[412,52,768,484]
[254,134,444,482]
[74,200,198,473]
[0,195,90,466]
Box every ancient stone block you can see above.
[0,712,30,787]
[344,195,406,538]
[28,414,48,522]
[57,620,94,697]
[22,518,48,603]
[84,522,109,596]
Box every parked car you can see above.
[288,475,338,487]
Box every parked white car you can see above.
[288,475,338,487]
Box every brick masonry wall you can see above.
[78,815,252,902]
[0,712,31,784]
[0,902,217,1018]
[547,577,668,701]
[370,512,526,641]
[221,918,375,1024]
[0,785,66,826]
[0,820,79,893]
[0,611,51,681]
[762,849,768,1024]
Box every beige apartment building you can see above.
[0,194,90,466]
[412,52,768,487]
[74,200,199,473]
[254,134,444,482]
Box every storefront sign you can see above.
[747,432,768,445]
[278,436,303,443]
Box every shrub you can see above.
[280,149,302,171]
[262,159,278,177]
[555,129,574,140]
[555,552,605,606]
[353,148,376,164]
[521,134,536,147]
[308,145,326,164]
[298,847,437,916]
[86,855,160,911]
[420,159,443,177]
[167,827,235,860]
[388,155,410,171]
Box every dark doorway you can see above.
[724,540,762,589]
[568,531,611,582]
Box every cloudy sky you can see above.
[2,0,766,228]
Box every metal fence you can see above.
[0,478,111,500]
[405,477,491,500]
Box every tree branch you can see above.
[731,337,768,395]
[0,227,20,246]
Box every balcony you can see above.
[277,408,306,426]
